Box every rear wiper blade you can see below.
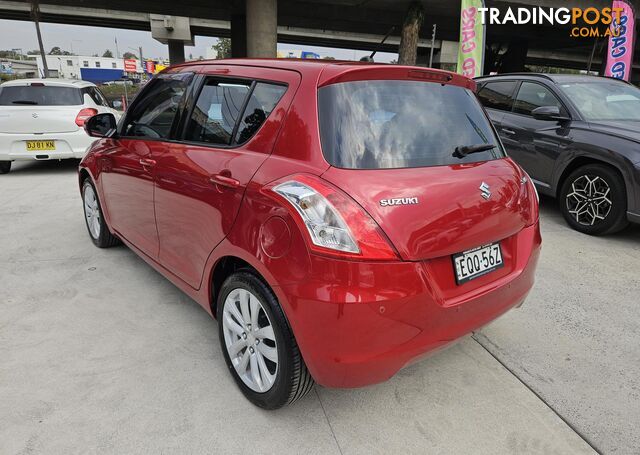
[453,144,496,158]
[11,100,38,105]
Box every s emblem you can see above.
[32,113,38,118]
[479,182,491,200]
[380,197,419,207]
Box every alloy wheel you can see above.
[565,174,612,226]
[83,184,101,239]
[222,288,279,393]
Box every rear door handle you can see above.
[139,158,156,168]
[210,173,241,189]
[502,128,516,135]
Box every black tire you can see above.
[559,164,629,235]
[0,161,11,174]
[217,270,315,409]
[81,179,121,248]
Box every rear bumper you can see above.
[0,129,94,161]
[277,222,541,388]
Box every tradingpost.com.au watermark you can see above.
[477,7,624,37]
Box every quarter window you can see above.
[234,82,286,145]
[477,81,518,111]
[123,73,191,139]
[513,82,564,116]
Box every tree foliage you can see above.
[122,52,138,60]
[102,49,114,58]
[212,38,232,59]
[48,46,73,55]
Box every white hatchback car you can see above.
[0,79,120,174]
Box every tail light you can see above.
[270,175,398,261]
[520,173,539,226]
[75,108,98,127]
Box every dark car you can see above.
[475,73,640,235]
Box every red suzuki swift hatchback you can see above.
[79,59,541,409]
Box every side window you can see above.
[234,82,286,144]
[123,74,191,139]
[477,81,518,111]
[185,79,251,145]
[513,82,564,116]
[83,87,109,107]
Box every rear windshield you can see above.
[0,85,82,106]
[318,80,505,169]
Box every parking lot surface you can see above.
[1,160,637,454]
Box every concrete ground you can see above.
[1,160,637,455]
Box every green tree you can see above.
[122,52,138,60]
[102,49,114,58]
[212,38,231,59]
[48,46,72,55]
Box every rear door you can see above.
[476,80,518,133]
[100,72,191,258]
[153,66,299,288]
[500,81,569,184]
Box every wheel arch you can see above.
[555,156,628,200]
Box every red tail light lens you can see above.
[269,175,398,261]
[520,173,539,226]
[75,108,98,127]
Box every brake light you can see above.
[520,173,539,226]
[270,175,398,260]
[75,108,98,127]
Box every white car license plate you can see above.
[452,242,503,285]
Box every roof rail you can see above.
[474,73,554,81]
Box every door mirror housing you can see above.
[532,106,570,122]
[111,100,123,110]
[84,113,117,138]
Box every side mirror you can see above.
[532,106,570,122]
[111,100,123,110]
[84,113,117,138]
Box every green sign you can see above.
[457,0,486,78]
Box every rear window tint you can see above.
[0,85,82,106]
[477,81,517,111]
[318,80,505,169]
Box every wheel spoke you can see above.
[224,312,244,336]
[239,290,251,326]
[227,338,246,357]
[249,294,260,327]
[256,351,275,389]
[255,325,275,341]
[256,342,278,362]
[228,298,245,327]
[249,352,263,390]
[235,349,250,376]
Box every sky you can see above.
[0,19,397,62]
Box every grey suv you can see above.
[476,73,640,235]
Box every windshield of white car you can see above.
[560,81,640,121]
[0,86,83,106]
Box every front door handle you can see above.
[210,173,241,189]
[139,158,156,169]
[502,128,516,135]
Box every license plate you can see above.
[452,242,503,285]
[26,140,55,151]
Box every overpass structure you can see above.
[1,0,639,78]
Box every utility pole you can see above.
[31,1,49,78]
[429,23,437,68]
